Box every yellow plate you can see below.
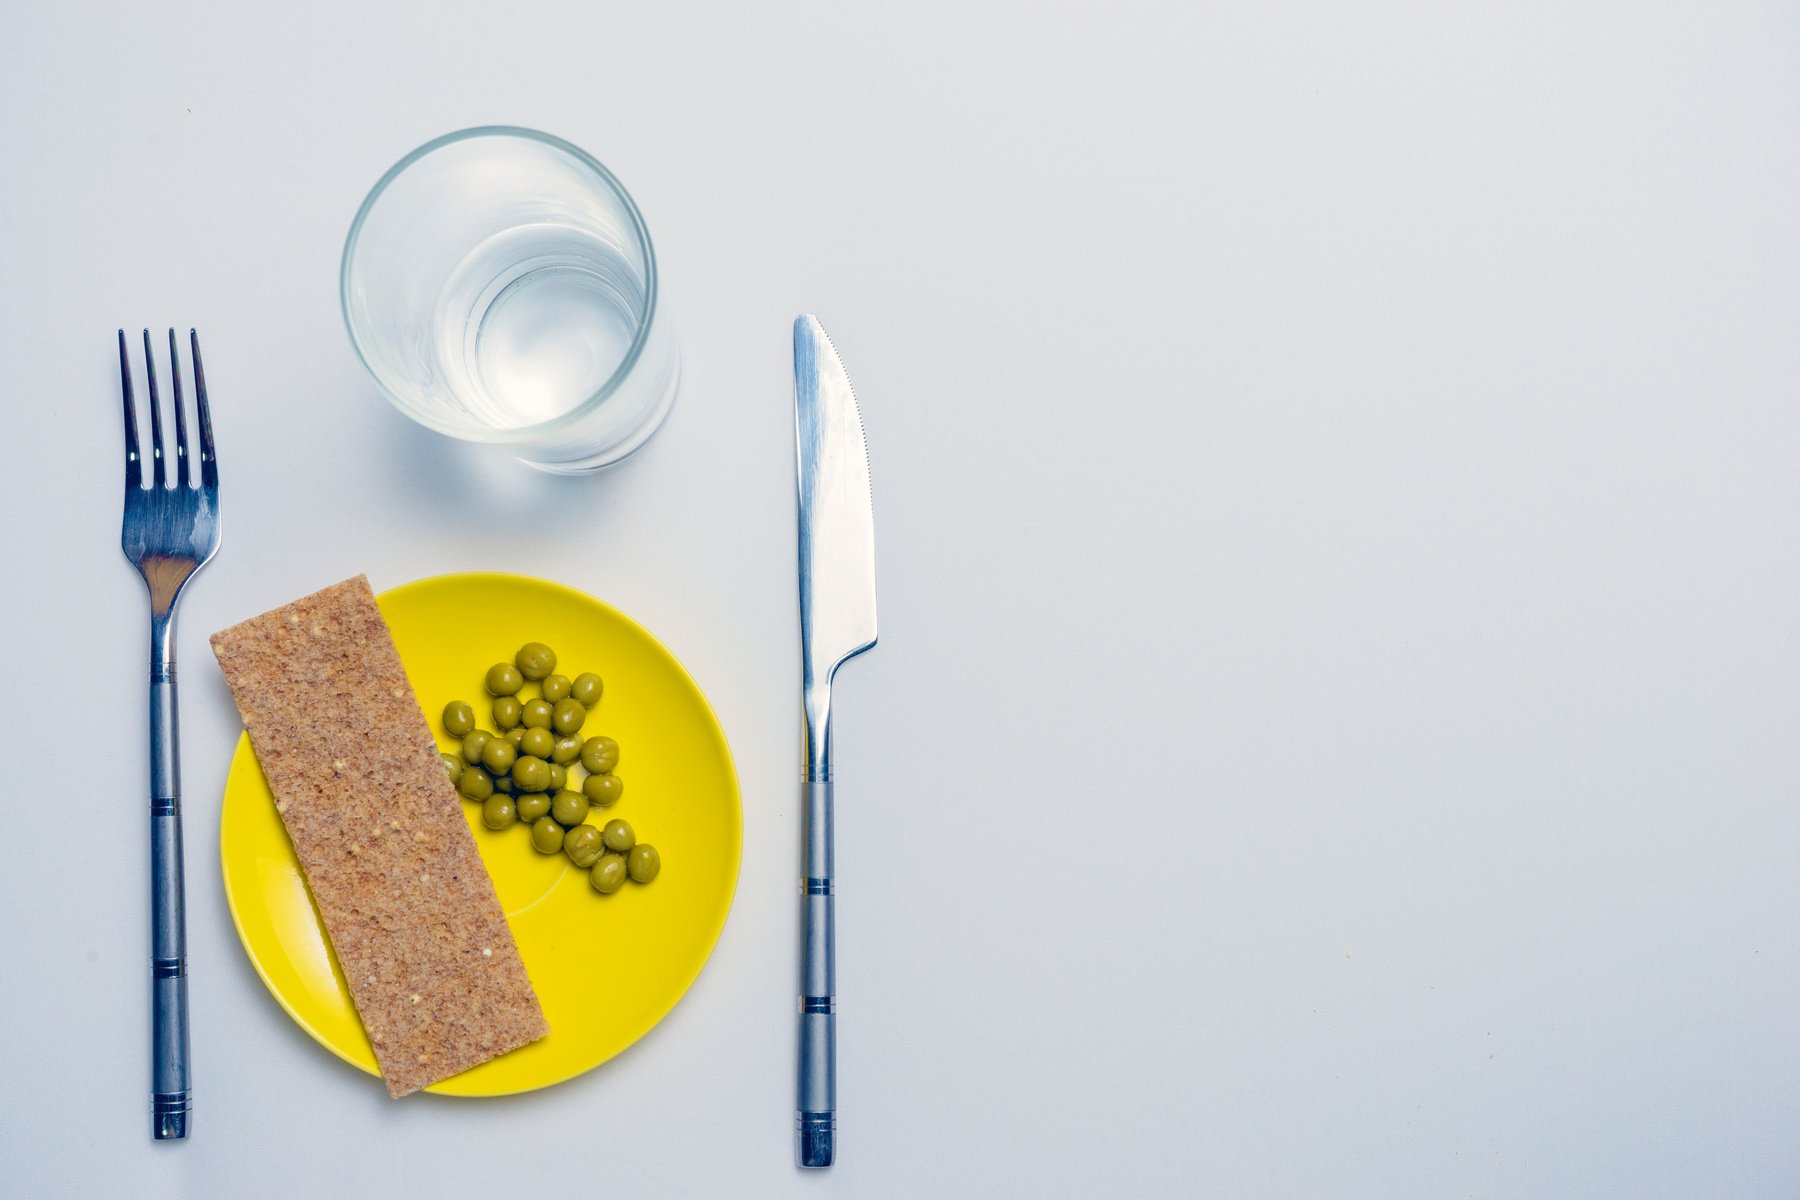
[219,572,742,1096]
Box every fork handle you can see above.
[149,616,190,1140]
[797,775,835,1167]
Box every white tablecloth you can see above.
[3,1,1797,1195]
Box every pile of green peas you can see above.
[439,641,661,894]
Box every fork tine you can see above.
[167,329,190,487]
[119,330,141,489]
[190,330,217,488]
[142,329,165,487]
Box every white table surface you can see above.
[4,1,1799,1196]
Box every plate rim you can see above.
[218,570,744,1097]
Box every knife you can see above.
[793,313,878,1169]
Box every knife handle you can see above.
[797,775,835,1168]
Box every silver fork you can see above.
[118,328,219,1142]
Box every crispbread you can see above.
[210,575,547,1096]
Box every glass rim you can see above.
[339,125,661,445]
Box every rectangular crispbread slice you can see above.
[210,575,547,1096]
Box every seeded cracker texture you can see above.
[210,575,547,1097]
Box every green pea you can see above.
[441,753,463,784]
[482,794,517,830]
[582,773,624,808]
[460,730,493,763]
[551,790,590,827]
[457,766,493,801]
[601,818,635,853]
[552,698,587,736]
[442,701,476,737]
[485,663,523,696]
[493,774,514,795]
[515,791,551,824]
[480,739,517,775]
[570,672,604,708]
[505,728,527,750]
[627,843,660,883]
[550,734,583,765]
[518,727,556,759]
[546,763,567,792]
[541,674,572,702]
[530,817,565,854]
[589,854,627,894]
[579,736,619,775]
[492,696,523,731]
[564,824,604,868]
[512,756,551,792]
[520,698,554,730]
[515,642,557,681]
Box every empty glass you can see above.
[341,127,678,473]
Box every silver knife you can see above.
[793,313,877,1169]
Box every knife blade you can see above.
[793,313,877,1169]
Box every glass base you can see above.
[511,337,680,474]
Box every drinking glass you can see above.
[341,127,678,473]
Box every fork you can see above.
[118,328,219,1141]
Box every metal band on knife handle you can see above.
[797,773,835,1168]
[149,615,191,1140]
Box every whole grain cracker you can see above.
[210,575,547,1097]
